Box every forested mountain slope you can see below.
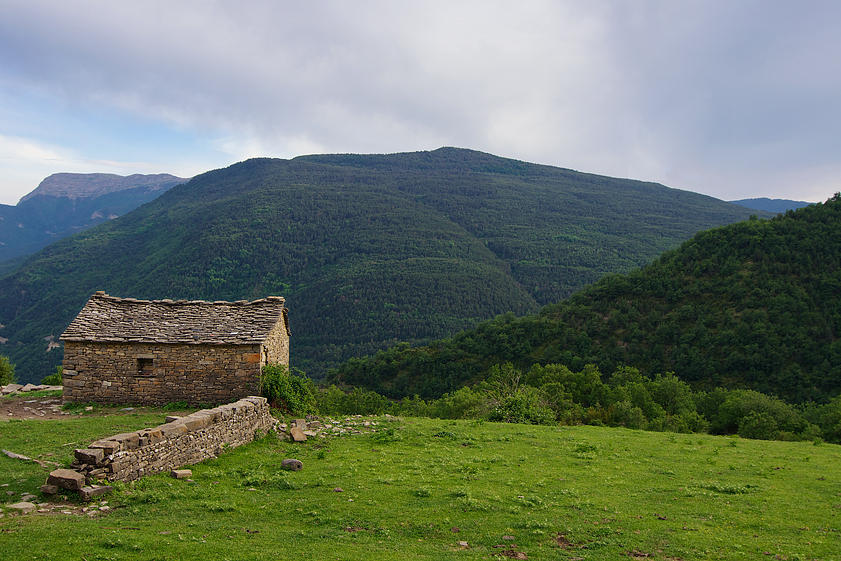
[333,196,841,402]
[0,148,760,383]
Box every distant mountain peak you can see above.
[729,197,813,214]
[19,172,187,204]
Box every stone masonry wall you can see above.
[71,396,275,482]
[63,341,265,405]
[262,320,290,367]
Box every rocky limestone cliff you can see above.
[19,173,187,203]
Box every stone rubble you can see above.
[1,384,62,396]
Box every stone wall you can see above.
[63,341,265,405]
[262,321,290,366]
[71,396,275,482]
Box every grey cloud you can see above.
[0,0,839,201]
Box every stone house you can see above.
[60,291,289,405]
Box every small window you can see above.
[137,357,154,376]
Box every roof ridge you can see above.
[91,291,284,306]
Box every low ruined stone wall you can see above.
[70,396,275,482]
[63,341,264,405]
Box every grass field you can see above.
[1,413,839,560]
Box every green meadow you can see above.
[1,413,839,560]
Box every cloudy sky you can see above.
[1,0,839,205]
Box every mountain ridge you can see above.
[0,148,764,383]
[729,197,813,214]
[1,172,186,262]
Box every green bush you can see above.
[41,366,62,385]
[606,400,647,429]
[711,389,806,436]
[486,386,555,425]
[427,386,489,419]
[737,410,780,440]
[0,354,15,385]
[260,364,317,415]
[315,385,394,415]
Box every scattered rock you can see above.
[79,485,113,501]
[333,487,344,492]
[171,469,192,480]
[165,415,181,423]
[7,501,36,514]
[281,458,303,471]
[457,541,469,548]
[40,484,59,495]
[1,383,23,395]
[2,449,31,461]
[290,426,307,442]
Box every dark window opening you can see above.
[137,357,154,376]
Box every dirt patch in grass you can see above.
[1,394,193,421]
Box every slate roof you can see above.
[60,292,289,345]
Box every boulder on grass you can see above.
[281,458,303,471]
[47,469,86,491]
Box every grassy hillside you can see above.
[1,413,839,560]
[333,196,841,403]
[0,148,760,383]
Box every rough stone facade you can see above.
[63,341,264,405]
[60,292,290,405]
[71,396,275,482]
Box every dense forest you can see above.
[0,148,760,383]
[331,196,841,403]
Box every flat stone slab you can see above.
[88,440,120,455]
[75,448,105,465]
[289,427,307,442]
[111,432,140,450]
[171,469,192,480]
[8,501,36,514]
[47,468,86,491]
[40,484,59,495]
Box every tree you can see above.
[0,354,15,385]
